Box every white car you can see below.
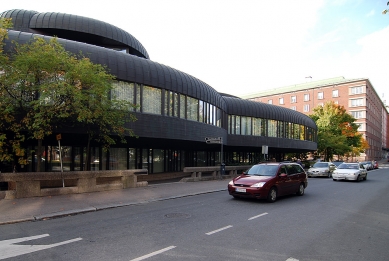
[307,162,336,178]
[332,163,367,181]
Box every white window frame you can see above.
[303,104,310,112]
[291,96,297,103]
[304,94,309,101]
[332,90,339,97]
[268,99,273,104]
[318,92,324,99]
[279,97,284,105]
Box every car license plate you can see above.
[236,188,246,193]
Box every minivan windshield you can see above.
[246,165,279,176]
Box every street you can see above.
[1,168,388,261]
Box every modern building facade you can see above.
[0,9,317,173]
[242,77,389,161]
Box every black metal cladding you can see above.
[0,9,149,59]
[2,10,316,151]
[223,96,316,128]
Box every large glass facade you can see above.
[227,114,316,142]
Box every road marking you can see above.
[248,212,268,220]
[286,258,299,261]
[130,246,176,261]
[206,225,233,235]
[0,234,82,260]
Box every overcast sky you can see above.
[2,0,389,104]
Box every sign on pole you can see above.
[205,137,222,144]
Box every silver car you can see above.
[307,162,336,178]
[332,163,367,181]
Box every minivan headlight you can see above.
[251,182,266,188]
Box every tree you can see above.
[383,1,389,14]
[0,21,137,171]
[310,101,363,161]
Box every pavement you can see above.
[0,179,230,225]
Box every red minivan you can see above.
[228,162,308,203]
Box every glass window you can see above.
[111,81,135,111]
[351,111,363,119]
[350,98,364,107]
[304,94,309,101]
[153,149,164,172]
[303,104,310,112]
[108,148,127,170]
[253,118,262,136]
[279,98,284,105]
[268,99,273,104]
[318,92,324,99]
[268,120,277,137]
[180,94,186,119]
[187,96,198,121]
[278,121,285,138]
[199,100,204,123]
[143,86,161,114]
[291,96,297,103]
[235,116,241,135]
[290,106,296,110]
[332,90,339,97]
[241,116,252,135]
[351,86,363,94]
[129,148,136,169]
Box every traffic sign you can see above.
[205,137,222,144]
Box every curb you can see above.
[0,188,226,226]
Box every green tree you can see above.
[310,101,362,161]
[0,23,136,171]
[383,1,389,14]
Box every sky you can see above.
[1,0,389,103]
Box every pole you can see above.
[220,137,225,179]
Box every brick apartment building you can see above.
[242,76,389,161]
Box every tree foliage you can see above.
[309,101,367,161]
[0,19,137,170]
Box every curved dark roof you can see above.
[4,30,227,111]
[0,9,149,59]
[223,96,317,129]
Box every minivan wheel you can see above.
[267,187,277,203]
[296,183,304,196]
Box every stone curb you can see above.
[0,188,226,225]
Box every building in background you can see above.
[242,76,389,161]
[0,9,317,173]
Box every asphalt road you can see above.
[1,168,388,261]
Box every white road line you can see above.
[248,212,268,220]
[206,225,233,235]
[0,234,82,260]
[130,246,176,261]
[286,258,299,261]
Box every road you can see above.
[1,168,388,261]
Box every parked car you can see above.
[306,162,336,178]
[332,163,367,181]
[228,162,308,203]
[361,161,373,171]
[332,161,344,167]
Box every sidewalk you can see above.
[0,180,229,225]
